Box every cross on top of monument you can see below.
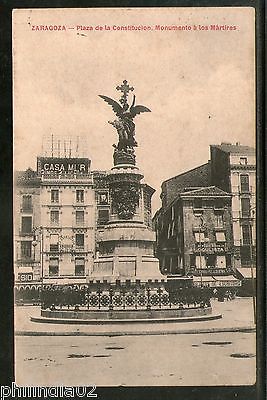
[116,80,134,107]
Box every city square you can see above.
[15,298,255,386]
[12,7,257,390]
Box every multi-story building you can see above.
[210,143,256,269]
[14,168,42,300]
[153,142,255,289]
[37,156,95,285]
[153,186,240,288]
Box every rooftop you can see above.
[210,143,255,155]
[180,186,231,197]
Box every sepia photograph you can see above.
[12,6,257,390]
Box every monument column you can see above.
[90,81,166,283]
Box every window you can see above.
[240,175,250,193]
[21,216,32,234]
[76,190,84,203]
[242,225,251,245]
[215,213,224,228]
[207,254,216,267]
[98,209,109,225]
[216,255,226,268]
[49,258,59,276]
[241,198,250,217]
[98,192,109,205]
[50,210,59,225]
[214,199,224,209]
[196,255,206,269]
[75,258,85,276]
[240,157,247,165]
[194,232,205,242]
[50,234,59,252]
[21,241,32,259]
[75,234,84,248]
[215,231,226,242]
[22,195,32,211]
[75,210,84,225]
[194,199,203,209]
[190,254,196,267]
[51,189,59,203]
[240,246,250,265]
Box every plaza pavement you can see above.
[15,297,256,336]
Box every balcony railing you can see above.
[46,245,88,253]
[239,185,253,194]
[16,258,34,264]
[239,211,255,219]
[42,173,92,183]
[20,205,33,213]
[232,185,254,194]
[19,230,33,236]
[188,267,233,276]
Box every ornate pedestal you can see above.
[91,163,166,283]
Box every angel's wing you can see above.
[130,105,151,119]
[99,95,123,117]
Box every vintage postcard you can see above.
[12,6,257,392]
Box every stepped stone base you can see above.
[32,307,222,324]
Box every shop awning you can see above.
[193,276,217,287]
[236,267,256,279]
[193,275,241,287]
[212,275,241,287]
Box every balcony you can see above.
[20,205,33,213]
[188,267,233,276]
[232,185,254,195]
[239,185,253,194]
[16,257,34,264]
[42,173,93,183]
[19,230,33,237]
[239,211,255,219]
[46,244,88,254]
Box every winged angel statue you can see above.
[99,81,151,152]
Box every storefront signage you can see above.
[37,157,91,175]
[18,272,33,282]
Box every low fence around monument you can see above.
[40,285,213,311]
[15,282,239,306]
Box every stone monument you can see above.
[91,81,165,283]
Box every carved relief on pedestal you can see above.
[110,181,140,220]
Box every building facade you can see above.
[14,168,42,287]
[154,186,239,287]
[210,144,256,269]
[37,156,95,285]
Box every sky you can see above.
[13,7,255,212]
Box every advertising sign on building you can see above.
[18,272,33,282]
[37,157,91,175]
